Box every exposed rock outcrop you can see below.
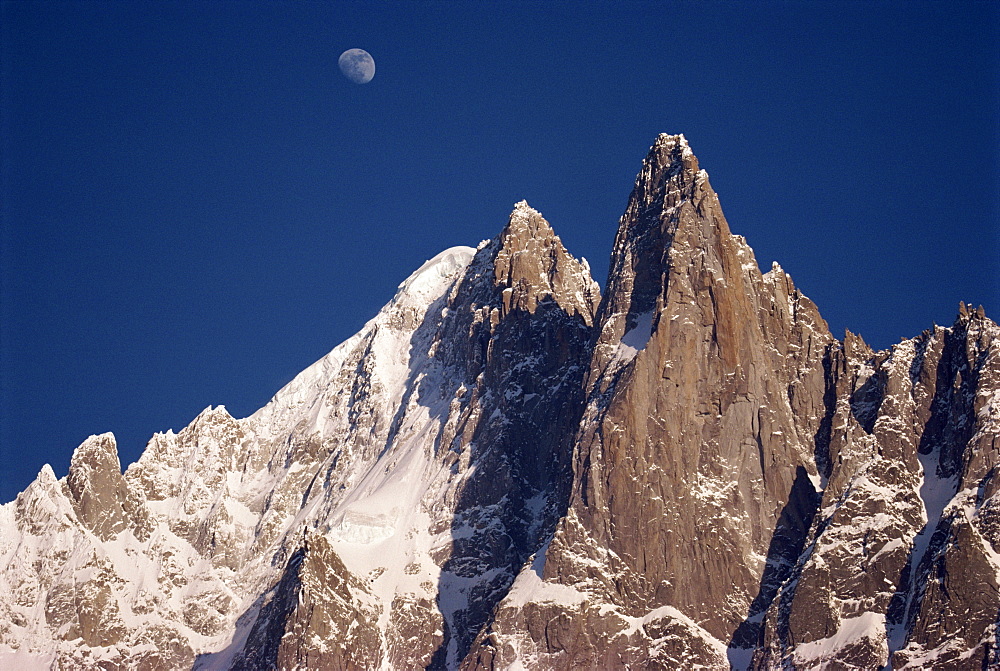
[464,136,999,670]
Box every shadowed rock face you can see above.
[387,201,599,668]
[2,135,997,670]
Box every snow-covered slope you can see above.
[1,199,601,669]
[1,244,478,668]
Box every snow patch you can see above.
[794,612,887,665]
[0,647,56,670]
[887,443,960,652]
[505,539,588,608]
[329,509,399,544]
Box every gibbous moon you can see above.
[338,49,375,84]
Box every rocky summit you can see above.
[2,135,997,670]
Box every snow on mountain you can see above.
[1,137,997,670]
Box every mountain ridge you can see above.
[2,135,997,670]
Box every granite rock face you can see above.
[1,135,997,670]
[463,135,1000,670]
[468,134,836,669]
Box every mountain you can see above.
[2,135,997,670]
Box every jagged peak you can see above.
[843,328,875,361]
[37,462,57,485]
[641,132,701,179]
[63,431,135,541]
[13,462,77,526]
[23,463,61,495]
[501,200,557,244]
[69,432,120,469]
[761,261,808,300]
[67,433,122,495]
[511,198,535,214]
[653,132,693,156]
[762,260,795,294]
[175,405,242,443]
[491,202,599,323]
[952,302,997,354]
[761,261,788,285]
[596,134,723,347]
[190,405,235,425]
[957,300,988,322]
[611,133,720,264]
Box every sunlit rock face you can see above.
[468,133,837,669]
[1,135,997,670]
[466,136,1000,670]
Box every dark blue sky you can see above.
[2,1,997,502]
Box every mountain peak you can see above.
[957,300,988,322]
[393,245,476,307]
[593,133,720,366]
[653,131,692,153]
[648,132,699,175]
[492,202,599,324]
[65,433,133,541]
[502,200,553,240]
[36,462,58,487]
[655,131,687,144]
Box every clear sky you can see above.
[2,1,997,503]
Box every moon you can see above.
[338,49,375,84]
